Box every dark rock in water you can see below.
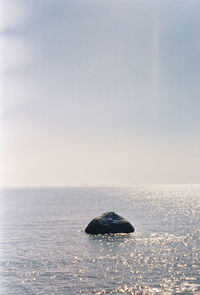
[85,212,135,235]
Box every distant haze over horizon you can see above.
[1,0,200,187]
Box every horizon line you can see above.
[1,183,200,189]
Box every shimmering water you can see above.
[0,186,200,294]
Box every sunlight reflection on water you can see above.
[0,185,200,294]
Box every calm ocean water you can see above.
[0,186,199,295]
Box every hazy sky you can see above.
[1,0,200,186]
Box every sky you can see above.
[0,0,200,187]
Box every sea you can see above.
[0,185,199,295]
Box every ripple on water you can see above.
[0,186,200,294]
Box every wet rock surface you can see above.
[85,212,135,235]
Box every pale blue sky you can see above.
[1,0,200,186]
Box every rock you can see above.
[85,212,135,235]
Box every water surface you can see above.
[0,185,199,294]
